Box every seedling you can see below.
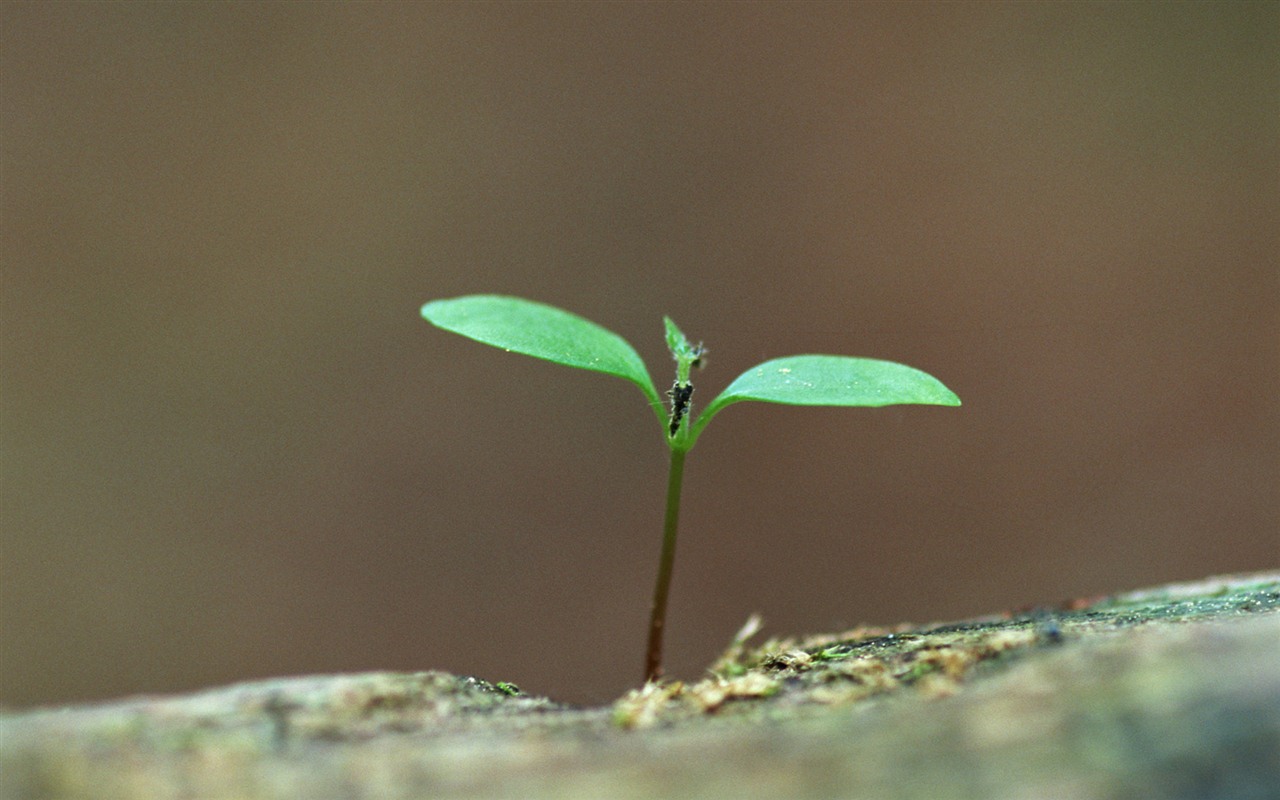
[420,295,960,684]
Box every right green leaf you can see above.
[691,355,960,442]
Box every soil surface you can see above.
[3,572,1278,799]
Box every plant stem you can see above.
[644,446,687,683]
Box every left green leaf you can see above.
[421,295,661,407]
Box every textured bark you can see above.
[3,572,1278,800]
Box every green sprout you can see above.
[421,294,961,684]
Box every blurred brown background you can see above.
[2,3,1276,709]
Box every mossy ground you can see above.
[3,572,1277,800]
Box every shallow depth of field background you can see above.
[3,4,1276,709]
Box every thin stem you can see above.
[644,446,687,683]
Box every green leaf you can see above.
[689,355,960,444]
[663,316,701,385]
[421,295,662,408]
[663,316,689,359]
